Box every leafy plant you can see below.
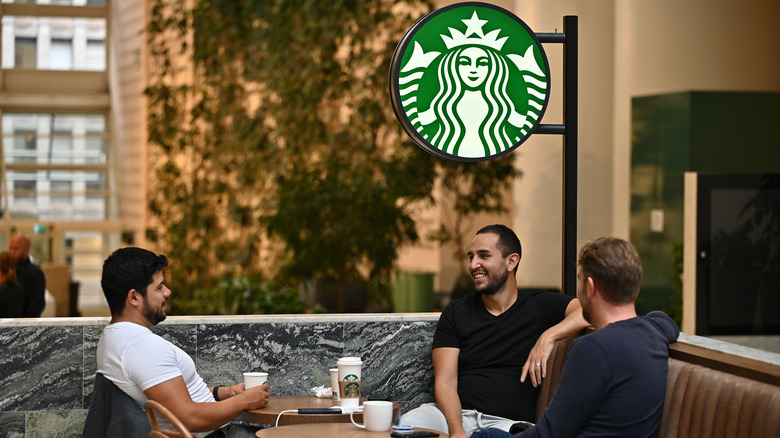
[172,275,323,315]
[145,0,437,312]
[144,0,521,313]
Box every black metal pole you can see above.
[534,17,578,297]
[562,16,578,297]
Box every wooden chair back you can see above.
[144,400,194,438]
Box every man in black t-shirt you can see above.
[399,225,588,438]
[471,238,679,438]
[9,234,46,317]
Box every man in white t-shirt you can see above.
[97,247,269,438]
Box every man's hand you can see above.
[217,382,268,409]
[520,331,554,387]
[240,384,269,410]
[449,429,469,438]
[521,299,589,387]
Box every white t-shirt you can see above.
[97,321,215,435]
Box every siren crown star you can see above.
[462,11,487,37]
[441,10,508,51]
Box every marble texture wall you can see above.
[0,314,438,438]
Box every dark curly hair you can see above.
[101,247,168,316]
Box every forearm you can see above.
[185,396,251,432]
[210,384,241,401]
[146,378,266,433]
[522,299,590,386]
[544,299,589,342]
[435,381,465,437]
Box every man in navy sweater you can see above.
[471,237,679,438]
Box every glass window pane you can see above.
[85,39,105,70]
[2,113,111,221]
[14,37,36,69]
[1,16,106,71]
[6,170,106,219]
[1,1,106,6]
[50,38,73,70]
[3,113,107,165]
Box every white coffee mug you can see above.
[243,372,268,388]
[350,400,393,432]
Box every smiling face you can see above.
[141,270,171,326]
[468,232,511,295]
[457,47,490,89]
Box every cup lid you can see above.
[337,356,363,365]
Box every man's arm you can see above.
[210,382,246,401]
[521,298,589,387]
[433,347,467,438]
[144,377,269,432]
[27,268,46,317]
[517,340,605,438]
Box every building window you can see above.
[1,0,113,313]
[13,36,36,68]
[50,38,73,70]
[2,113,111,221]
[2,16,106,71]
[1,0,106,6]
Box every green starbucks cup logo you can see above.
[341,374,361,398]
[390,2,551,161]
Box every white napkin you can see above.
[311,385,333,398]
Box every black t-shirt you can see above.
[0,281,25,318]
[433,290,573,422]
[16,259,46,317]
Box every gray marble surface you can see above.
[0,411,25,437]
[0,326,84,411]
[3,314,780,437]
[0,314,439,437]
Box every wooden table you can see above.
[238,396,401,426]
[256,423,447,437]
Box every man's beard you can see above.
[142,299,167,326]
[580,298,592,324]
[479,268,509,296]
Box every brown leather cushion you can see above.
[536,336,577,420]
[660,358,780,438]
[535,340,780,438]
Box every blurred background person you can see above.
[0,251,25,318]
[9,234,46,317]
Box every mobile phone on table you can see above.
[390,432,439,437]
[296,408,341,414]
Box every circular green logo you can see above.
[343,382,360,397]
[390,2,551,161]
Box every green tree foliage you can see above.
[145,0,522,313]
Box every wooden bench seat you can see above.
[535,336,780,438]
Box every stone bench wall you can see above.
[0,314,438,437]
[3,315,779,438]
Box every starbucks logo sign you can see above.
[390,2,551,161]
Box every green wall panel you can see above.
[631,91,780,316]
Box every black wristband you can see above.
[212,385,221,401]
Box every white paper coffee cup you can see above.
[337,357,362,410]
[243,372,268,389]
[329,368,340,400]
